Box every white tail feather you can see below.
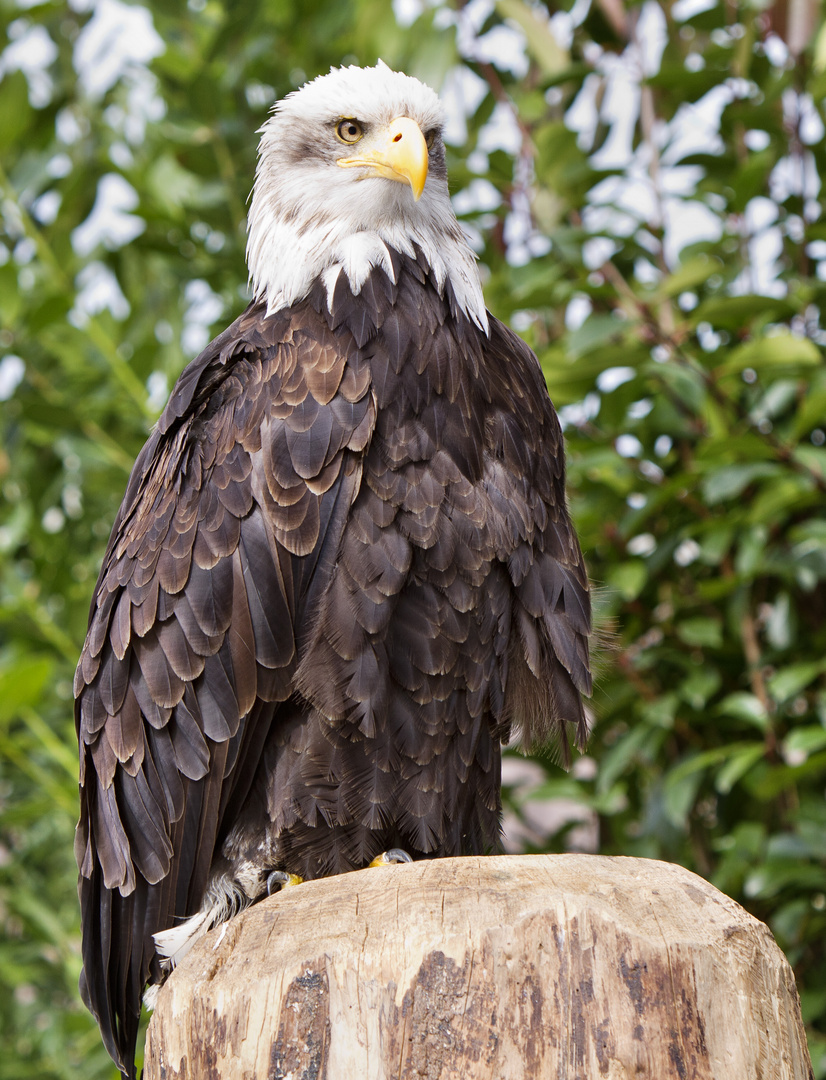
[143,880,256,1010]
[153,909,212,966]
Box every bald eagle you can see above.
[75,62,591,1077]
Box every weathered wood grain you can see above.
[144,854,813,1079]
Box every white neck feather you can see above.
[247,189,488,333]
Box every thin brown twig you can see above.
[474,61,536,154]
[467,59,541,256]
[740,609,777,755]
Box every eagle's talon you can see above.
[266,870,303,896]
[369,848,413,867]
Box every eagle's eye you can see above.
[336,119,364,144]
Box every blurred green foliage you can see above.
[1,0,825,1076]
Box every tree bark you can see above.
[144,854,813,1079]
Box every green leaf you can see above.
[793,445,826,486]
[701,463,780,505]
[715,744,764,794]
[735,526,767,577]
[764,592,793,650]
[718,333,822,376]
[668,742,757,785]
[649,359,707,413]
[814,18,826,71]
[716,692,769,731]
[783,726,826,762]
[0,71,32,151]
[745,861,826,900]
[567,314,628,358]
[648,255,720,301]
[680,668,722,709]
[747,475,817,527]
[697,525,733,566]
[606,560,647,601]
[692,294,794,331]
[0,265,23,326]
[494,0,569,76]
[729,148,777,212]
[0,655,54,723]
[147,155,225,215]
[641,692,679,729]
[768,660,826,703]
[596,723,653,795]
[663,767,702,829]
[793,384,826,439]
[676,617,723,649]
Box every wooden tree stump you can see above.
[144,854,813,1079]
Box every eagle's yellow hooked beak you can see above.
[337,116,428,201]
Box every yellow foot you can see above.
[368,848,413,868]
[266,870,304,896]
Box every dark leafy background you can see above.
[1,0,825,1075]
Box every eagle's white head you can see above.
[246,62,488,331]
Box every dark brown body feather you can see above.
[75,248,590,1076]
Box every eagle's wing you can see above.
[74,300,374,1076]
[484,314,591,755]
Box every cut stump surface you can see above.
[144,853,813,1079]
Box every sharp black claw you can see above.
[384,848,413,863]
[266,870,303,896]
[369,848,413,867]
